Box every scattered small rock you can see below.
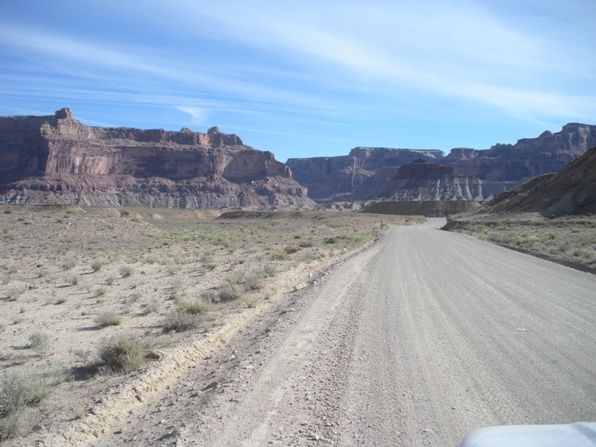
[201,381,219,391]
[146,351,161,360]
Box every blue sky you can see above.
[1,0,595,161]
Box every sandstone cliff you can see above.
[443,123,596,180]
[286,147,443,201]
[288,123,596,202]
[0,109,312,208]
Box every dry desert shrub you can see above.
[94,311,122,328]
[162,309,201,333]
[218,283,241,302]
[0,413,19,442]
[284,246,299,254]
[3,287,24,302]
[271,251,289,261]
[244,272,264,291]
[61,258,76,271]
[28,332,50,357]
[66,275,79,286]
[90,261,102,272]
[0,373,48,441]
[176,298,212,315]
[262,264,276,277]
[99,337,144,373]
[119,265,133,278]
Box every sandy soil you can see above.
[0,206,413,444]
[83,218,596,446]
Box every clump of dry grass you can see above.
[176,298,212,315]
[244,272,264,291]
[0,373,48,441]
[271,251,289,261]
[90,261,102,273]
[218,283,242,302]
[99,337,144,373]
[94,311,122,328]
[66,275,79,286]
[61,258,76,271]
[28,332,50,357]
[94,288,106,298]
[162,309,202,333]
[119,265,134,278]
[262,264,276,277]
[3,287,24,302]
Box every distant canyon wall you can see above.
[1,109,594,208]
[288,123,596,202]
[0,109,312,208]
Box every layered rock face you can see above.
[443,123,596,180]
[289,123,596,202]
[487,147,596,216]
[286,147,443,201]
[386,160,480,201]
[0,109,312,208]
[385,159,513,201]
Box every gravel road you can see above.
[93,219,596,446]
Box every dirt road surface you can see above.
[93,219,596,446]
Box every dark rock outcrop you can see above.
[0,108,313,208]
[386,160,486,201]
[385,159,513,201]
[486,147,596,216]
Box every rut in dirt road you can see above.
[94,219,596,447]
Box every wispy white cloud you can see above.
[165,0,596,122]
[0,22,339,114]
[1,0,595,157]
[175,106,207,124]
